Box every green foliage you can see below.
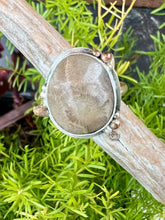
[0,120,164,219]
[45,0,98,48]
[123,67,165,141]
[138,32,165,74]
[124,5,165,143]
[151,0,165,29]
[123,33,165,142]
[116,26,137,61]
[0,0,165,219]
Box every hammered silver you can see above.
[47,53,114,135]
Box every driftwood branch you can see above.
[93,102,165,204]
[0,100,33,130]
[0,0,165,204]
[0,0,71,79]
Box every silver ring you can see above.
[46,47,121,138]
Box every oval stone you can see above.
[47,53,115,135]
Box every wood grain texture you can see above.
[93,102,165,204]
[0,0,165,204]
[87,0,164,8]
[0,0,72,79]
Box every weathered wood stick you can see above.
[0,0,71,79]
[93,102,165,204]
[0,0,165,204]
[0,100,33,130]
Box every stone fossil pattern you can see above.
[47,53,114,135]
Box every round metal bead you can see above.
[92,49,101,57]
[110,119,120,130]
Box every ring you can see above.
[45,47,121,138]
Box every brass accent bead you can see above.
[101,52,112,62]
[114,111,120,119]
[101,52,115,69]
[33,105,48,117]
[92,49,101,57]
[110,119,120,129]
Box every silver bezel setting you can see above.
[46,47,121,138]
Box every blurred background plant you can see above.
[0,0,165,219]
